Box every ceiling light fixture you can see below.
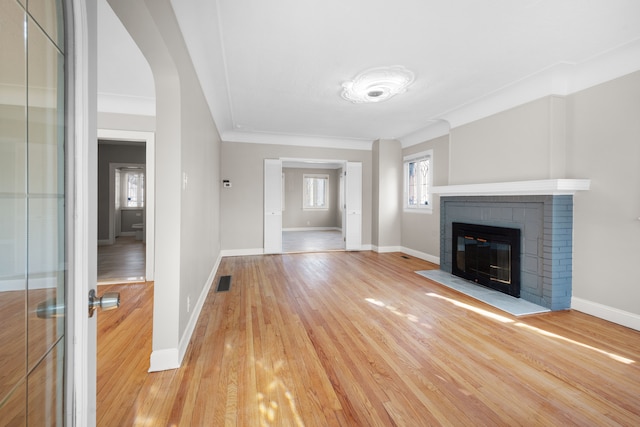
[341,65,415,104]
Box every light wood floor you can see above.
[97,236,145,283]
[97,252,640,426]
[282,229,345,253]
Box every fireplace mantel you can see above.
[432,179,590,197]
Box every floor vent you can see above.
[216,275,232,292]
[401,255,410,259]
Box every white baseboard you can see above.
[400,247,440,265]
[177,254,222,365]
[372,245,403,253]
[148,348,180,372]
[149,253,223,372]
[221,248,264,257]
[282,227,342,232]
[97,239,111,246]
[571,297,640,331]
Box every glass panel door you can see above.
[0,0,66,424]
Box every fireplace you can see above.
[433,180,590,311]
[452,222,521,297]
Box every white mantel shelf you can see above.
[432,179,591,197]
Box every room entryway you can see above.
[282,229,344,253]
[97,236,145,284]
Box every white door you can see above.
[264,159,283,254]
[345,162,363,250]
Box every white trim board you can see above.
[283,227,342,232]
[178,254,222,365]
[149,349,180,372]
[221,248,265,257]
[400,247,440,265]
[571,297,640,332]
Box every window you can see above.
[303,174,329,210]
[121,169,145,208]
[404,150,432,212]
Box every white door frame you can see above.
[98,129,155,280]
[69,0,96,424]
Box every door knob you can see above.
[36,299,65,319]
[88,289,120,317]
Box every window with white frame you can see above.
[121,169,145,208]
[303,174,329,210]
[404,150,432,212]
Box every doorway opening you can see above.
[96,130,155,283]
[282,160,346,253]
[265,158,362,254]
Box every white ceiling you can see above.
[98,0,640,148]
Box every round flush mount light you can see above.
[341,65,415,103]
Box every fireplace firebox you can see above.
[452,222,521,298]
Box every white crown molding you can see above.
[97,92,156,116]
[432,179,591,197]
[400,38,640,147]
[400,120,451,147]
[221,130,373,151]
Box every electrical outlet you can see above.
[187,296,191,313]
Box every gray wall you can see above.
[401,134,449,260]
[372,139,403,249]
[449,96,567,184]
[283,168,341,229]
[220,141,371,251]
[120,208,143,231]
[97,142,145,240]
[567,71,640,315]
[108,0,222,362]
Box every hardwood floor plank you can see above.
[97,252,640,426]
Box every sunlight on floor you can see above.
[426,292,514,323]
[254,358,305,427]
[424,292,636,365]
[514,322,635,365]
[366,298,426,326]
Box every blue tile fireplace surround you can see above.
[440,195,574,311]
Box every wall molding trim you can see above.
[372,245,403,253]
[571,297,640,332]
[148,349,180,372]
[221,248,265,257]
[400,247,440,265]
[177,254,222,365]
[282,227,342,232]
[432,179,591,197]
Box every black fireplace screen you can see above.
[452,222,521,297]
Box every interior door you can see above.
[345,162,363,250]
[0,0,66,423]
[264,159,283,254]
